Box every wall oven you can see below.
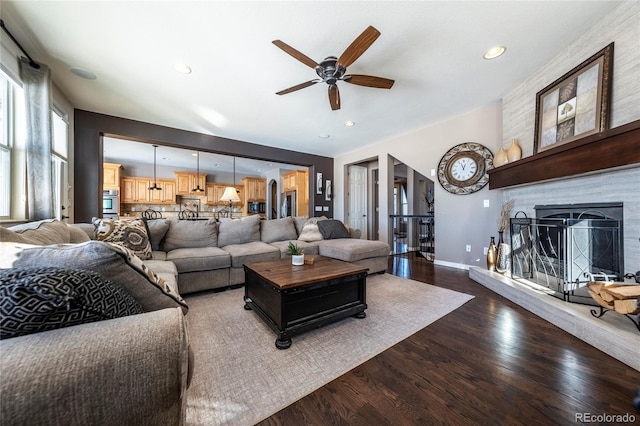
[103,189,120,218]
[247,201,266,214]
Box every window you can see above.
[51,107,69,220]
[0,67,69,221]
[0,70,25,219]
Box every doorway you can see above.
[347,165,368,239]
[269,179,278,219]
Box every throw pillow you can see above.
[317,219,351,239]
[293,216,309,236]
[0,267,144,340]
[297,217,328,242]
[162,219,218,252]
[260,217,297,243]
[13,241,188,314]
[217,215,261,247]
[93,218,152,260]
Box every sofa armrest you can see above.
[0,308,190,426]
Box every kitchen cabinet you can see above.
[206,183,244,206]
[121,177,149,203]
[103,163,121,190]
[282,170,308,216]
[242,177,266,201]
[149,180,176,204]
[175,172,206,195]
[122,177,175,204]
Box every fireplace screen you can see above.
[510,203,623,303]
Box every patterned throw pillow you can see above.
[94,218,152,259]
[0,267,144,340]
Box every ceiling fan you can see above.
[273,26,394,111]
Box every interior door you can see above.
[348,165,367,239]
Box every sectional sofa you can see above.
[0,216,389,426]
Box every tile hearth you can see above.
[469,266,639,371]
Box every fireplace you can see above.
[510,202,623,303]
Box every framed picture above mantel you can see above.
[533,42,613,154]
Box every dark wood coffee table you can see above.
[243,256,368,349]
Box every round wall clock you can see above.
[437,142,494,194]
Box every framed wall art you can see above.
[533,42,613,153]
[316,172,323,194]
[325,180,332,201]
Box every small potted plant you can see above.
[287,241,304,266]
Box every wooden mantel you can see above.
[489,120,640,189]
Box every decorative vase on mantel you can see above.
[486,236,497,271]
[493,148,508,167]
[507,139,522,162]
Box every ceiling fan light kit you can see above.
[273,25,394,111]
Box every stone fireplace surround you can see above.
[469,164,640,370]
[469,121,640,371]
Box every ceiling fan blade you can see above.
[337,26,381,68]
[328,85,341,111]
[276,80,319,95]
[344,74,395,89]
[272,40,319,69]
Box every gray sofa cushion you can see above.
[166,247,231,273]
[317,220,351,239]
[146,219,170,251]
[163,219,218,251]
[269,240,320,257]
[260,217,297,243]
[2,220,70,245]
[317,239,390,262]
[13,241,188,314]
[221,241,280,268]
[293,216,309,236]
[142,259,179,294]
[68,224,92,243]
[217,215,261,247]
[0,267,144,339]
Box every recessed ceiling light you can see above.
[69,67,97,80]
[214,163,222,167]
[483,46,506,60]
[318,134,330,139]
[191,152,198,157]
[344,121,355,127]
[173,63,192,74]
[162,157,171,161]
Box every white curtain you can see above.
[19,57,53,220]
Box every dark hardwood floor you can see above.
[259,253,640,425]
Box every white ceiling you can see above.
[2,1,622,158]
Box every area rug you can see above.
[184,273,474,426]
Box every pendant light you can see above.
[148,145,162,191]
[192,151,205,193]
[219,156,241,216]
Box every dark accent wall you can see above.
[74,109,333,222]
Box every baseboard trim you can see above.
[434,260,469,270]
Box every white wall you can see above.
[334,102,504,269]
